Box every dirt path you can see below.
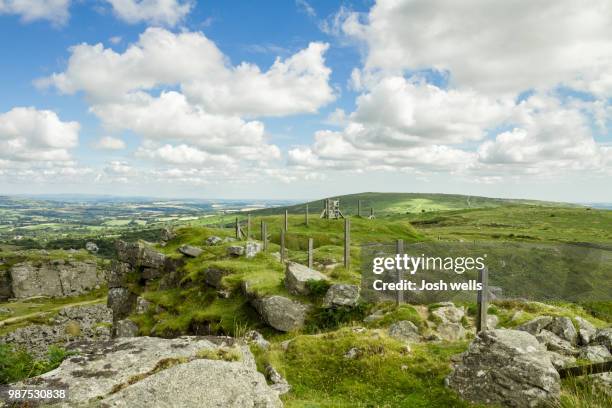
[0,297,105,328]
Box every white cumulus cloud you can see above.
[105,0,193,27]
[0,0,71,25]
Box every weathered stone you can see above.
[364,310,384,323]
[160,227,176,242]
[535,329,578,356]
[590,372,612,398]
[114,319,139,338]
[574,316,596,345]
[245,330,270,350]
[205,268,231,289]
[547,351,576,370]
[437,322,467,342]
[447,329,560,407]
[205,236,222,246]
[85,242,99,253]
[486,314,499,329]
[0,304,112,358]
[323,284,360,308]
[590,327,612,351]
[388,320,420,343]
[516,315,553,335]
[285,262,328,295]
[107,287,136,319]
[344,347,361,359]
[18,336,282,408]
[116,241,166,269]
[432,304,464,324]
[580,345,611,363]
[0,268,12,300]
[487,285,503,300]
[135,296,153,315]
[227,245,245,257]
[252,295,309,332]
[108,261,132,288]
[9,259,104,299]
[547,317,578,345]
[245,241,263,258]
[178,245,203,258]
[265,363,291,395]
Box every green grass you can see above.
[0,344,71,384]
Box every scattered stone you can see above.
[436,322,467,342]
[0,307,13,315]
[547,351,576,370]
[486,314,499,329]
[284,262,328,295]
[223,237,237,243]
[574,316,596,345]
[205,268,231,289]
[580,345,612,363]
[160,227,176,242]
[547,316,578,345]
[116,241,166,270]
[431,304,464,324]
[252,295,309,332]
[206,236,223,246]
[344,347,361,359]
[388,320,420,343]
[516,315,553,335]
[446,329,560,407]
[590,328,612,352]
[135,296,153,315]
[265,363,291,395]
[115,319,139,338]
[364,310,384,323]
[227,245,245,257]
[323,284,360,308]
[535,329,578,356]
[245,241,263,258]
[487,285,503,300]
[245,330,270,350]
[85,241,99,253]
[280,340,292,351]
[18,336,282,407]
[178,245,203,258]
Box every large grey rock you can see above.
[285,262,328,295]
[0,268,11,300]
[107,287,136,319]
[323,284,360,308]
[205,236,222,246]
[436,322,467,342]
[535,329,578,356]
[9,259,103,299]
[388,320,420,343]
[547,317,578,345]
[116,241,166,270]
[579,345,611,363]
[431,304,464,324]
[590,372,612,398]
[18,336,282,407]
[85,242,99,253]
[108,261,132,288]
[245,241,263,258]
[447,329,560,407]
[178,245,203,258]
[265,363,291,396]
[0,304,112,358]
[205,268,231,289]
[135,296,153,315]
[245,330,270,350]
[574,316,596,345]
[227,245,245,257]
[547,351,576,370]
[253,295,309,332]
[516,316,553,335]
[590,327,612,351]
[160,227,176,242]
[486,314,499,329]
[114,319,139,338]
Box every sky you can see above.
[0,0,610,202]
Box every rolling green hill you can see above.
[251,192,579,217]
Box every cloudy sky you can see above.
[0,0,610,202]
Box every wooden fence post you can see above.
[263,222,268,251]
[247,214,251,239]
[284,210,288,231]
[476,267,489,332]
[308,238,313,269]
[235,217,239,239]
[305,204,309,226]
[344,217,350,269]
[260,219,264,241]
[280,228,285,263]
[396,239,404,306]
[358,200,362,217]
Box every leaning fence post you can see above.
[305,204,309,226]
[235,217,239,239]
[284,210,288,231]
[396,239,404,306]
[263,222,268,251]
[344,217,350,269]
[476,267,489,332]
[280,228,285,263]
[358,200,362,217]
[308,238,313,269]
[260,219,264,241]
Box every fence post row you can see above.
[396,239,404,306]
[476,267,489,332]
[344,217,350,269]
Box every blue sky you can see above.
[0,1,610,202]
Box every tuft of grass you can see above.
[553,375,612,408]
[0,344,71,384]
[196,346,242,362]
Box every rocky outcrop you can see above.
[323,284,360,308]
[0,304,112,358]
[227,245,245,257]
[9,259,104,299]
[447,329,560,408]
[178,245,203,258]
[17,336,282,407]
[579,345,611,363]
[431,304,465,324]
[206,236,222,246]
[285,262,328,295]
[205,268,231,289]
[0,268,11,300]
[252,295,309,332]
[388,320,420,343]
[115,319,139,337]
[108,287,137,320]
[574,316,596,345]
[246,241,263,258]
[591,328,612,351]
